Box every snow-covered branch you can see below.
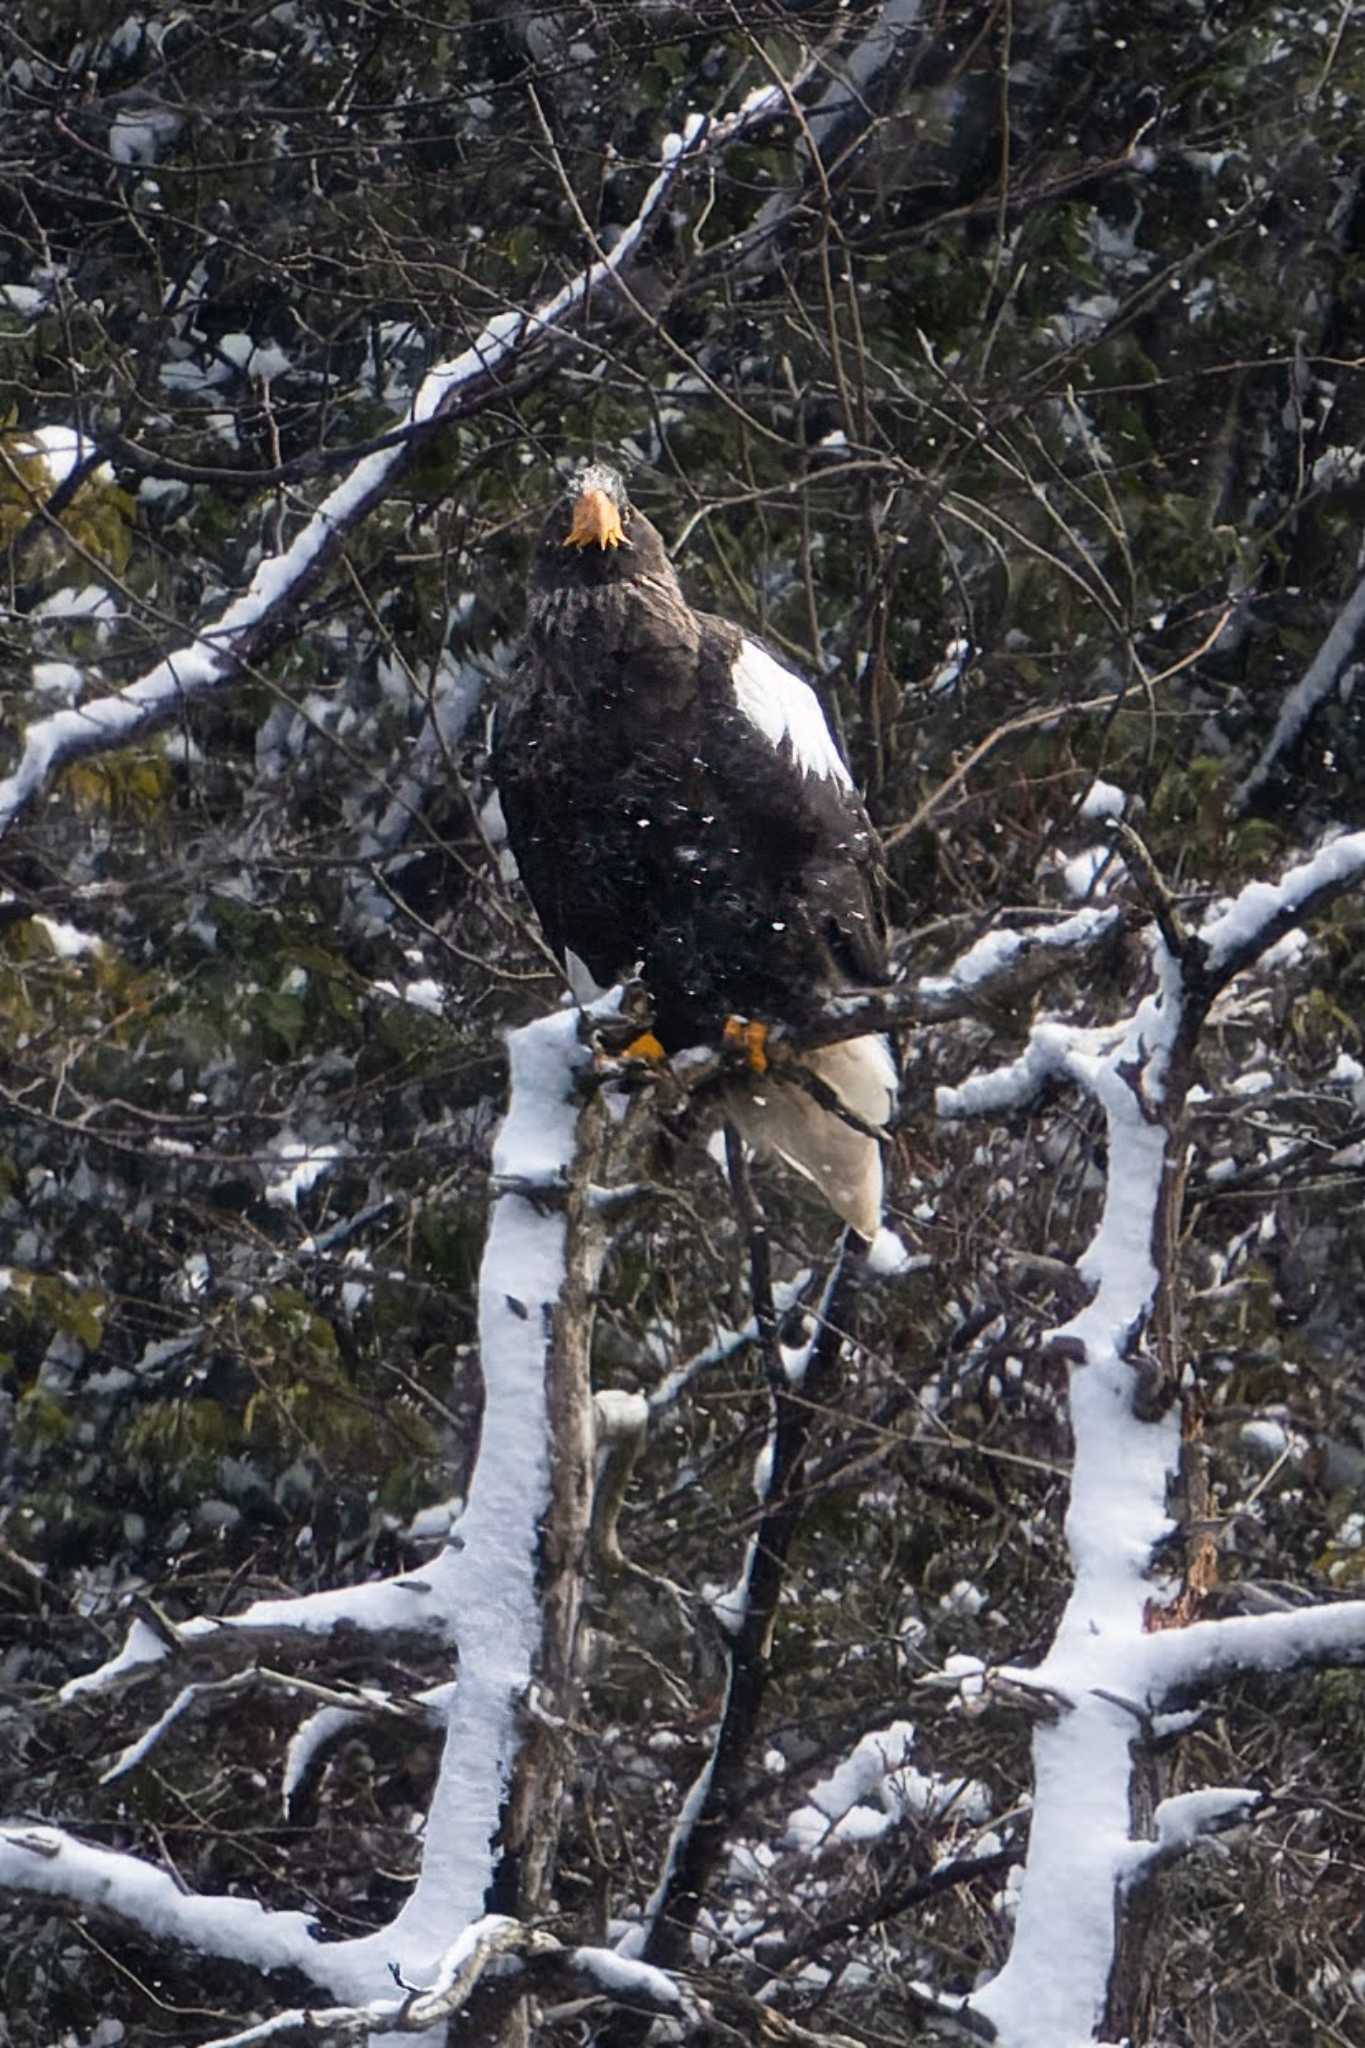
[1232,564,1365,813]
[928,819,1365,2043]
[962,942,1184,2046]
[0,81,800,843]
[100,1667,439,1789]
[1197,824,1365,989]
[26,1007,609,2022]
[59,1569,458,1706]
[0,1825,328,1988]
[195,1920,694,2047]
[1142,1599,1365,1692]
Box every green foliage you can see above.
[2,1271,108,1359]
[0,432,135,577]
[118,1397,235,1481]
[58,755,174,818]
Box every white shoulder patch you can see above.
[731,637,853,788]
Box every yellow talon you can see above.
[620,1030,667,1065]
[723,1016,769,1074]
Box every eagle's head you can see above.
[531,463,676,600]
[558,460,632,550]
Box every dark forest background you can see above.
[3,3,1365,2043]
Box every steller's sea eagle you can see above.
[493,463,895,1237]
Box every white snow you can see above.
[595,1388,649,1441]
[405,1498,463,1543]
[626,1753,718,1955]
[1236,566,1365,809]
[217,333,293,381]
[51,1005,600,2007]
[28,423,112,486]
[30,660,84,703]
[368,1007,588,1977]
[264,1138,349,1208]
[1062,845,1112,899]
[951,946,1186,2045]
[139,474,190,511]
[108,104,181,166]
[1140,1599,1365,1693]
[32,583,117,623]
[867,1227,914,1274]
[784,1722,991,1855]
[936,847,1365,2039]
[1140,1786,1260,1862]
[0,1825,324,1985]
[1201,829,1365,974]
[927,636,971,696]
[918,906,1120,1008]
[281,1705,365,1816]
[1240,1419,1289,1460]
[160,355,234,394]
[372,975,443,1014]
[32,916,103,959]
[805,0,925,152]
[1,284,50,318]
[571,1947,685,2009]
[648,1270,812,1413]
[1079,779,1127,821]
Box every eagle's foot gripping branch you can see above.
[722,1015,771,1074]
[619,1030,667,1066]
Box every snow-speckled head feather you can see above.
[530,465,678,599]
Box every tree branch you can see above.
[0,77,804,842]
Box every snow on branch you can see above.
[59,1564,461,1705]
[913,905,1125,1016]
[1136,1786,1265,1867]
[99,1667,441,1792]
[0,79,802,844]
[28,1008,600,2019]
[190,1919,743,2047]
[0,1824,328,1988]
[938,824,1365,1135]
[965,948,1183,2046]
[934,1018,1105,1123]
[928,821,1365,2045]
[736,0,933,274]
[1142,1598,1365,1691]
[792,907,1126,1048]
[1232,563,1365,812]
[1197,823,1365,987]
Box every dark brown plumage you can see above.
[493,463,895,1233]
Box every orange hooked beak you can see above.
[563,485,629,550]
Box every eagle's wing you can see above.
[705,623,890,990]
[726,633,856,790]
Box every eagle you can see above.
[493,463,895,1238]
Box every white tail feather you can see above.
[724,1034,895,1238]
